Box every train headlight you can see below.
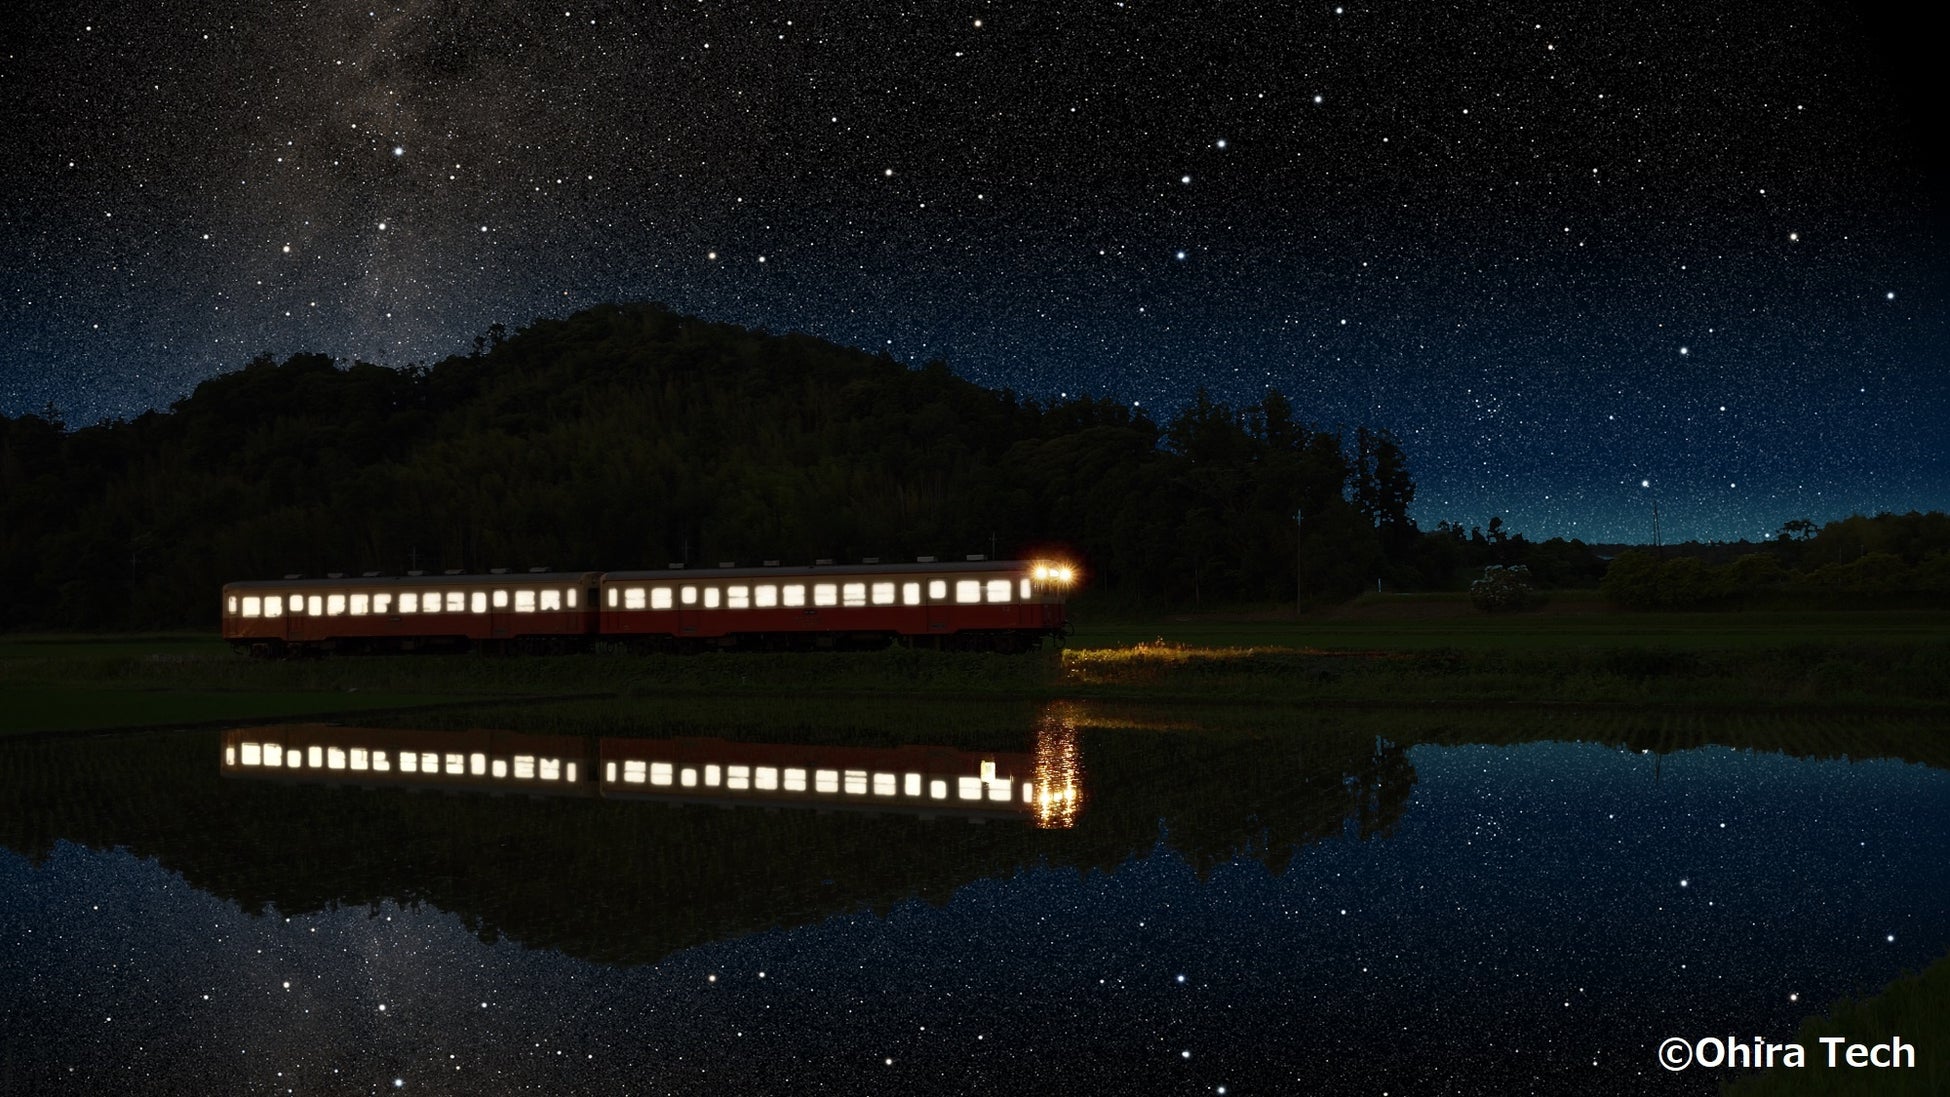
[1057,566,1074,584]
[1033,565,1050,580]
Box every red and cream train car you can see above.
[221,571,602,656]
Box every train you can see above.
[221,556,1078,656]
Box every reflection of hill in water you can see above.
[1,705,1939,968]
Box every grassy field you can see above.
[2,600,1944,735]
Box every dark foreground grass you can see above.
[1722,950,1949,1096]
[2,605,1945,734]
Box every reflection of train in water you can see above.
[221,719,1083,828]
[219,557,1079,657]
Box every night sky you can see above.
[2,1,1943,542]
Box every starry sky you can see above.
[2,0,1944,542]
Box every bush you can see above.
[1470,565,1540,613]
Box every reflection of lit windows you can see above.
[755,584,778,608]
[841,582,865,607]
[958,777,984,800]
[515,589,536,613]
[704,587,721,609]
[873,773,896,796]
[242,596,262,617]
[264,743,282,766]
[783,585,806,608]
[604,761,616,783]
[470,753,486,776]
[540,589,560,611]
[491,758,507,778]
[870,582,894,605]
[540,758,561,781]
[327,594,346,616]
[902,582,921,605]
[680,767,698,787]
[929,580,947,600]
[420,752,437,772]
[843,769,868,795]
[307,746,324,768]
[929,778,947,799]
[625,587,646,610]
[444,753,464,775]
[651,588,673,610]
[815,769,839,793]
[987,579,1010,603]
[813,583,838,607]
[516,755,536,779]
[446,592,464,613]
[955,581,980,604]
[471,591,487,614]
[705,764,722,787]
[681,586,698,606]
[401,752,419,773]
[350,748,369,771]
[241,742,262,766]
[650,762,673,786]
[565,761,577,782]
[351,594,369,616]
[988,781,1011,802]
[727,585,749,609]
[225,745,235,765]
[374,751,391,772]
[784,767,807,791]
[727,765,750,790]
[904,773,922,796]
[755,766,779,790]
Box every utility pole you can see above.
[1295,508,1305,618]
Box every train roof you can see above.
[601,559,1033,582]
[223,571,603,591]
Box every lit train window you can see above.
[326,595,345,616]
[957,776,983,800]
[493,590,509,609]
[288,594,304,614]
[567,589,577,608]
[929,580,947,601]
[264,596,281,618]
[350,748,369,771]
[470,592,487,614]
[308,595,323,616]
[705,764,722,786]
[446,592,464,613]
[651,762,673,786]
[540,589,560,611]
[651,587,673,610]
[842,582,865,607]
[620,760,643,783]
[400,592,418,613]
[625,588,646,610]
[242,596,261,617]
[986,579,1010,603]
[901,582,920,606]
[727,585,749,609]
[873,773,897,796]
[955,581,980,604]
[783,585,806,607]
[815,769,840,793]
[755,766,779,790]
[351,594,369,616]
[1019,578,1031,600]
[401,752,419,773]
[703,587,721,609]
[904,773,922,796]
[813,583,838,607]
[516,755,536,779]
[680,767,697,787]
[843,770,868,795]
[227,595,239,615]
[515,590,536,613]
[681,586,698,606]
[241,742,262,766]
[374,593,392,614]
[608,588,619,608]
[727,765,750,790]
[871,582,895,605]
[754,584,777,607]
[784,767,807,791]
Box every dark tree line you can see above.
[1,301,1577,629]
[1601,511,1950,609]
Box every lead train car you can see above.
[221,559,1073,655]
[221,571,603,657]
[600,558,1071,652]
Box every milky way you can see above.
[2,0,1943,541]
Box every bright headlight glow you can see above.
[1058,567,1074,583]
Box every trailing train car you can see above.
[599,557,1075,651]
[221,570,602,657]
[221,557,1075,655]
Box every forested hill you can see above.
[2,301,1429,628]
